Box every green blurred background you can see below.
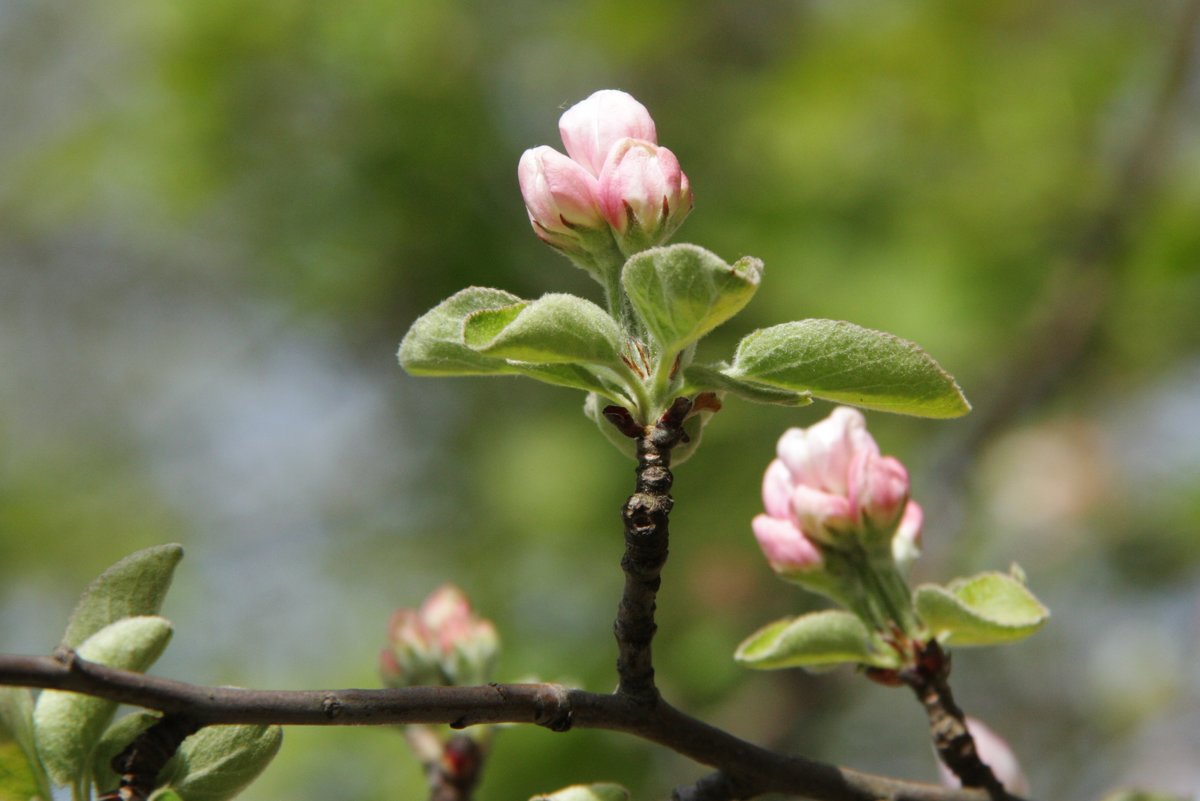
[3,0,1199,798]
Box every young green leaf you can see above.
[728,320,970,418]
[504,363,626,403]
[398,287,524,376]
[734,610,889,670]
[530,783,630,801]
[1,687,52,801]
[914,571,1049,647]
[682,363,811,407]
[34,617,173,787]
[62,544,183,649]
[158,725,282,801]
[622,244,761,352]
[464,294,625,367]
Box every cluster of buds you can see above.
[752,407,922,627]
[518,89,693,277]
[380,584,499,688]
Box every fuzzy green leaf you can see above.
[34,617,173,786]
[622,244,761,352]
[728,320,970,418]
[0,688,51,801]
[507,363,626,402]
[464,294,625,367]
[914,571,1049,647]
[734,610,886,670]
[530,783,630,801]
[682,363,812,407]
[62,544,183,649]
[398,287,524,376]
[158,725,282,801]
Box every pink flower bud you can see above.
[597,138,693,252]
[850,452,910,532]
[518,146,605,248]
[790,485,855,545]
[752,513,824,576]
[891,501,923,568]
[558,89,657,177]
[754,408,921,563]
[776,407,878,497]
[938,718,1029,796]
[380,585,499,688]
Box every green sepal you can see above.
[0,687,52,801]
[398,287,524,376]
[91,712,160,794]
[157,725,282,801]
[464,294,625,368]
[1098,792,1190,801]
[734,610,893,670]
[34,617,173,787]
[530,783,630,801]
[62,544,183,649]
[621,244,761,353]
[914,570,1049,647]
[682,363,811,407]
[728,320,970,418]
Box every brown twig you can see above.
[900,643,1007,801]
[0,650,1029,801]
[612,397,692,704]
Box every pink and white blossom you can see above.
[753,407,921,566]
[597,138,693,249]
[558,89,657,177]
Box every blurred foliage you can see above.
[2,1,1199,800]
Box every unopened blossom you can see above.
[519,89,691,270]
[776,407,916,548]
[380,584,499,688]
[938,718,1029,796]
[754,408,922,564]
[518,146,606,254]
[891,501,924,569]
[598,138,693,255]
[558,89,657,177]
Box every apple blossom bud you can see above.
[852,452,910,534]
[518,146,606,252]
[891,501,923,569]
[380,584,499,688]
[752,513,824,576]
[558,89,657,177]
[790,484,855,545]
[938,718,1029,796]
[598,138,693,255]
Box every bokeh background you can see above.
[3,0,1200,798]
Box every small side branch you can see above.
[900,644,1008,801]
[612,398,692,703]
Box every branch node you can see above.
[321,693,344,719]
[533,683,574,732]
